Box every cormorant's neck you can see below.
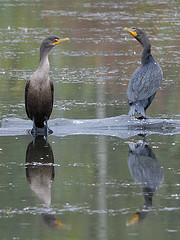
[137,35,154,65]
[39,45,52,64]
[38,46,53,73]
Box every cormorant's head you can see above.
[42,36,70,49]
[124,27,147,45]
[39,36,70,60]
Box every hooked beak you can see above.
[54,37,70,45]
[124,27,137,37]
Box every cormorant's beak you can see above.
[53,38,70,45]
[124,27,137,37]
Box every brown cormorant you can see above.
[25,36,70,135]
[125,27,163,118]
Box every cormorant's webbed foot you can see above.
[132,111,147,120]
[31,125,53,136]
[137,115,147,120]
[129,113,147,120]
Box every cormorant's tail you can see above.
[128,104,146,118]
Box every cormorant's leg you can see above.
[45,120,48,137]
[31,119,37,135]
[31,120,45,136]
[30,120,53,137]
[46,120,53,135]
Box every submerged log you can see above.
[0,115,180,138]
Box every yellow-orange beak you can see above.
[124,27,137,37]
[54,37,70,45]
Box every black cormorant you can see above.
[25,36,70,135]
[125,27,163,118]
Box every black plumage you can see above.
[125,27,163,118]
[25,36,69,135]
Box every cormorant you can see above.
[25,36,70,135]
[125,27,163,118]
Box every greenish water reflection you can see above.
[0,134,180,239]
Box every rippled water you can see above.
[0,134,180,239]
[0,0,180,239]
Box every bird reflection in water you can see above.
[25,136,62,229]
[126,139,164,226]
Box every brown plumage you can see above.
[25,36,69,134]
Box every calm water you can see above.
[0,0,180,239]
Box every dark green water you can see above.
[0,0,180,239]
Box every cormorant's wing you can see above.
[50,80,54,106]
[127,62,163,103]
[25,80,31,119]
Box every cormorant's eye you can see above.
[53,38,60,45]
